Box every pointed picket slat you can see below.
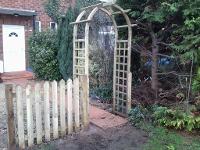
[35,83,42,144]
[52,81,58,139]
[16,85,25,149]
[59,80,66,136]
[44,81,50,141]
[67,79,73,134]
[26,85,34,147]
[73,78,80,131]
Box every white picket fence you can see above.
[4,77,89,149]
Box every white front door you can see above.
[2,25,26,72]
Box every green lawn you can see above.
[143,125,200,150]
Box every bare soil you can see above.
[32,124,148,150]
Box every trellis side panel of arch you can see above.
[71,3,132,116]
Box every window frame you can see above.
[35,21,41,32]
[50,22,58,30]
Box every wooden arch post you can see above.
[71,3,133,117]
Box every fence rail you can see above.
[3,76,89,149]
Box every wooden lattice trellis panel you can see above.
[73,39,86,77]
[113,40,131,116]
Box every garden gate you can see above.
[71,2,134,116]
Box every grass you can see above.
[142,124,200,150]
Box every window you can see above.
[9,32,18,37]
[50,22,57,30]
[35,21,41,32]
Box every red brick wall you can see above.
[0,0,75,70]
[0,0,74,29]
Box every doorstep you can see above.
[0,71,34,83]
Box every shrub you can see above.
[29,31,62,81]
[128,105,151,127]
[153,106,200,131]
[57,7,75,80]
[128,104,158,127]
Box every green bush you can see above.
[29,31,62,81]
[57,7,75,80]
[128,105,158,127]
[153,106,200,131]
[128,105,151,127]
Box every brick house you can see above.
[0,0,74,73]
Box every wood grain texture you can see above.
[5,85,16,150]
[52,81,58,139]
[35,83,42,144]
[59,80,66,136]
[67,79,73,134]
[16,85,25,149]
[44,81,50,141]
[26,84,34,146]
[73,78,80,131]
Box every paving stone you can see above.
[90,105,128,129]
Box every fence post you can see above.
[73,78,80,131]
[80,75,89,127]
[127,72,132,114]
[5,85,16,150]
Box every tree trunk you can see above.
[150,32,159,92]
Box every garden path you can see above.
[90,105,128,129]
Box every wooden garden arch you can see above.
[71,2,134,116]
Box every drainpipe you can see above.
[32,15,36,33]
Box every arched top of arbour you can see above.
[70,2,136,30]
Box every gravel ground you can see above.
[0,84,7,150]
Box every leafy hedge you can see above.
[29,31,62,81]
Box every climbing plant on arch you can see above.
[71,2,134,116]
